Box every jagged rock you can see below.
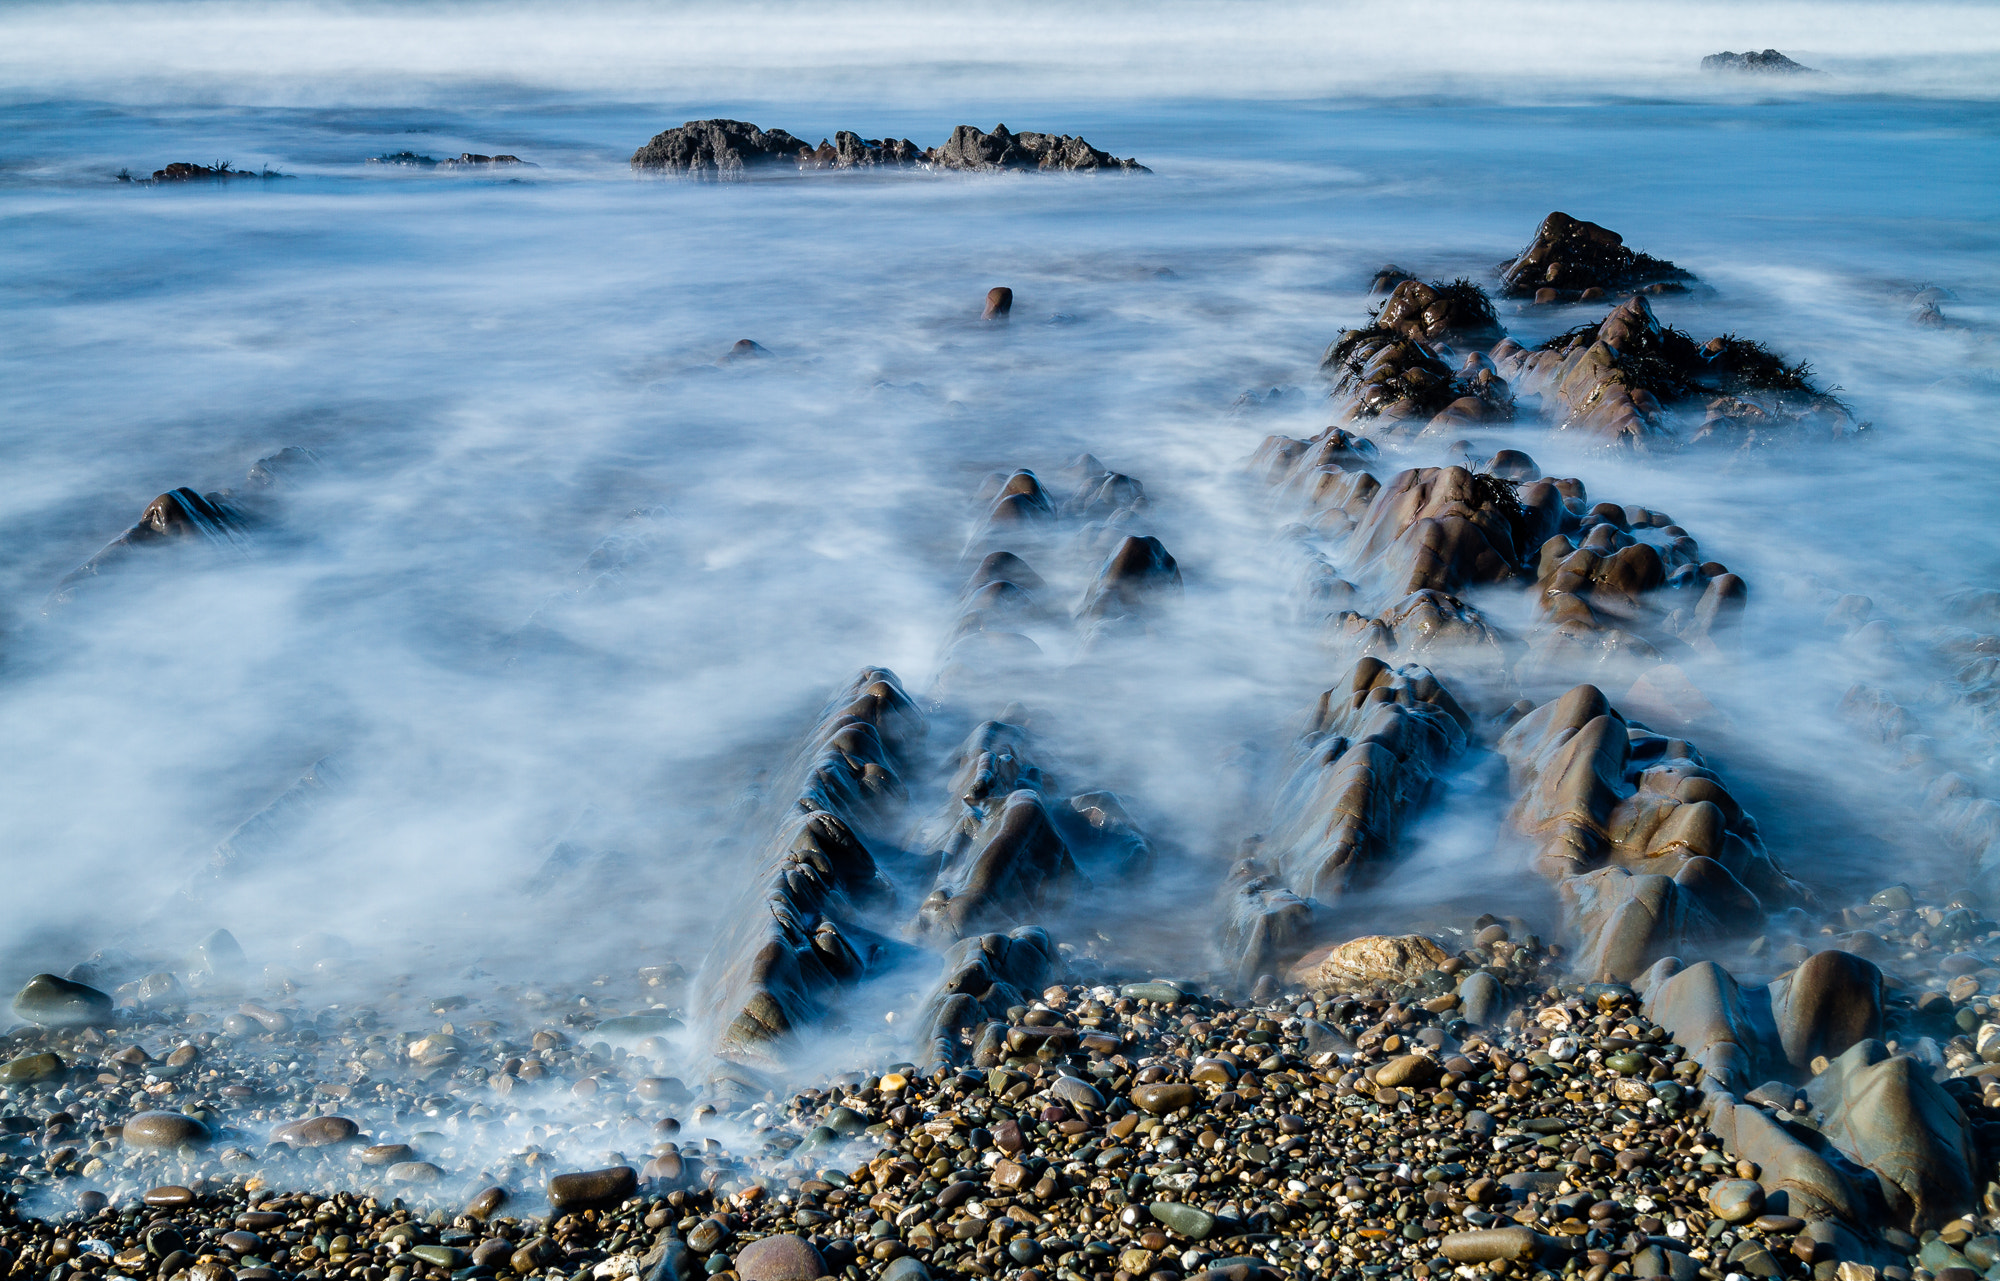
[912,789,1083,942]
[703,670,922,1060]
[436,153,532,169]
[1808,1039,1978,1230]
[1263,658,1468,903]
[802,132,923,169]
[1321,329,1513,429]
[1702,50,1816,75]
[1345,466,1552,596]
[1217,855,1319,987]
[1497,212,1693,300]
[929,124,1147,173]
[1077,535,1180,623]
[1328,589,1518,690]
[630,120,812,176]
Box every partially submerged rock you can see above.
[630,120,813,176]
[929,124,1148,173]
[1287,933,1450,990]
[1494,294,1858,447]
[1263,658,1468,904]
[701,669,923,1061]
[1702,50,1817,75]
[1497,211,1694,301]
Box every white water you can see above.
[1,3,1997,1097]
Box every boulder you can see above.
[1287,934,1449,989]
[630,120,811,175]
[1497,212,1693,300]
[1807,1039,1978,1231]
[929,124,1148,172]
[1701,50,1816,74]
[12,974,112,1027]
[1768,950,1883,1070]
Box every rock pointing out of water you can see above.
[630,120,813,176]
[1702,49,1817,74]
[930,124,1149,172]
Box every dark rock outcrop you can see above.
[911,927,1058,1068]
[701,669,924,1061]
[630,120,813,176]
[1374,278,1505,348]
[1500,683,1806,980]
[929,124,1148,173]
[1497,212,1694,301]
[801,132,923,169]
[1494,294,1858,447]
[1702,50,1817,75]
[1263,658,1469,904]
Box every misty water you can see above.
[2,6,1999,1186]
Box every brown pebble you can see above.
[143,1186,195,1208]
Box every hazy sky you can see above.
[3,0,1995,105]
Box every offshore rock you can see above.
[630,120,812,176]
[911,927,1057,1067]
[1702,50,1817,74]
[1807,1039,1978,1231]
[802,132,924,169]
[930,124,1148,172]
[1374,278,1506,348]
[1497,211,1693,300]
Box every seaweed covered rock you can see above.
[1497,212,1693,301]
[1702,50,1817,75]
[1374,278,1506,348]
[1321,328,1514,431]
[702,669,923,1060]
[929,124,1148,173]
[630,120,812,176]
[1495,295,1857,447]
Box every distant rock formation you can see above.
[628,118,1147,177]
[1701,49,1817,74]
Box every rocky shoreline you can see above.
[6,201,1995,1281]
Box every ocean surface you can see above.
[1,2,1997,1098]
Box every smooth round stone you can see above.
[592,1013,684,1037]
[219,1232,263,1255]
[824,1106,868,1135]
[361,1144,415,1166]
[547,1165,636,1210]
[879,1258,929,1281]
[1605,1051,1649,1075]
[1375,1054,1440,1089]
[465,1186,509,1220]
[635,1077,688,1102]
[1130,1083,1197,1115]
[471,1241,515,1269]
[1149,1201,1216,1240]
[880,1072,909,1093]
[1007,1239,1042,1266]
[1753,1215,1806,1234]
[77,1190,107,1217]
[12,974,112,1028]
[389,1162,443,1184]
[273,1115,358,1146]
[125,1112,213,1149]
[410,1246,464,1268]
[1441,1228,1540,1263]
[235,1213,285,1232]
[1707,1179,1765,1223]
[687,1220,732,1254]
[1051,1075,1105,1110]
[1120,982,1185,1005]
[143,1185,195,1208]
[0,1052,65,1084]
[734,1235,825,1281]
